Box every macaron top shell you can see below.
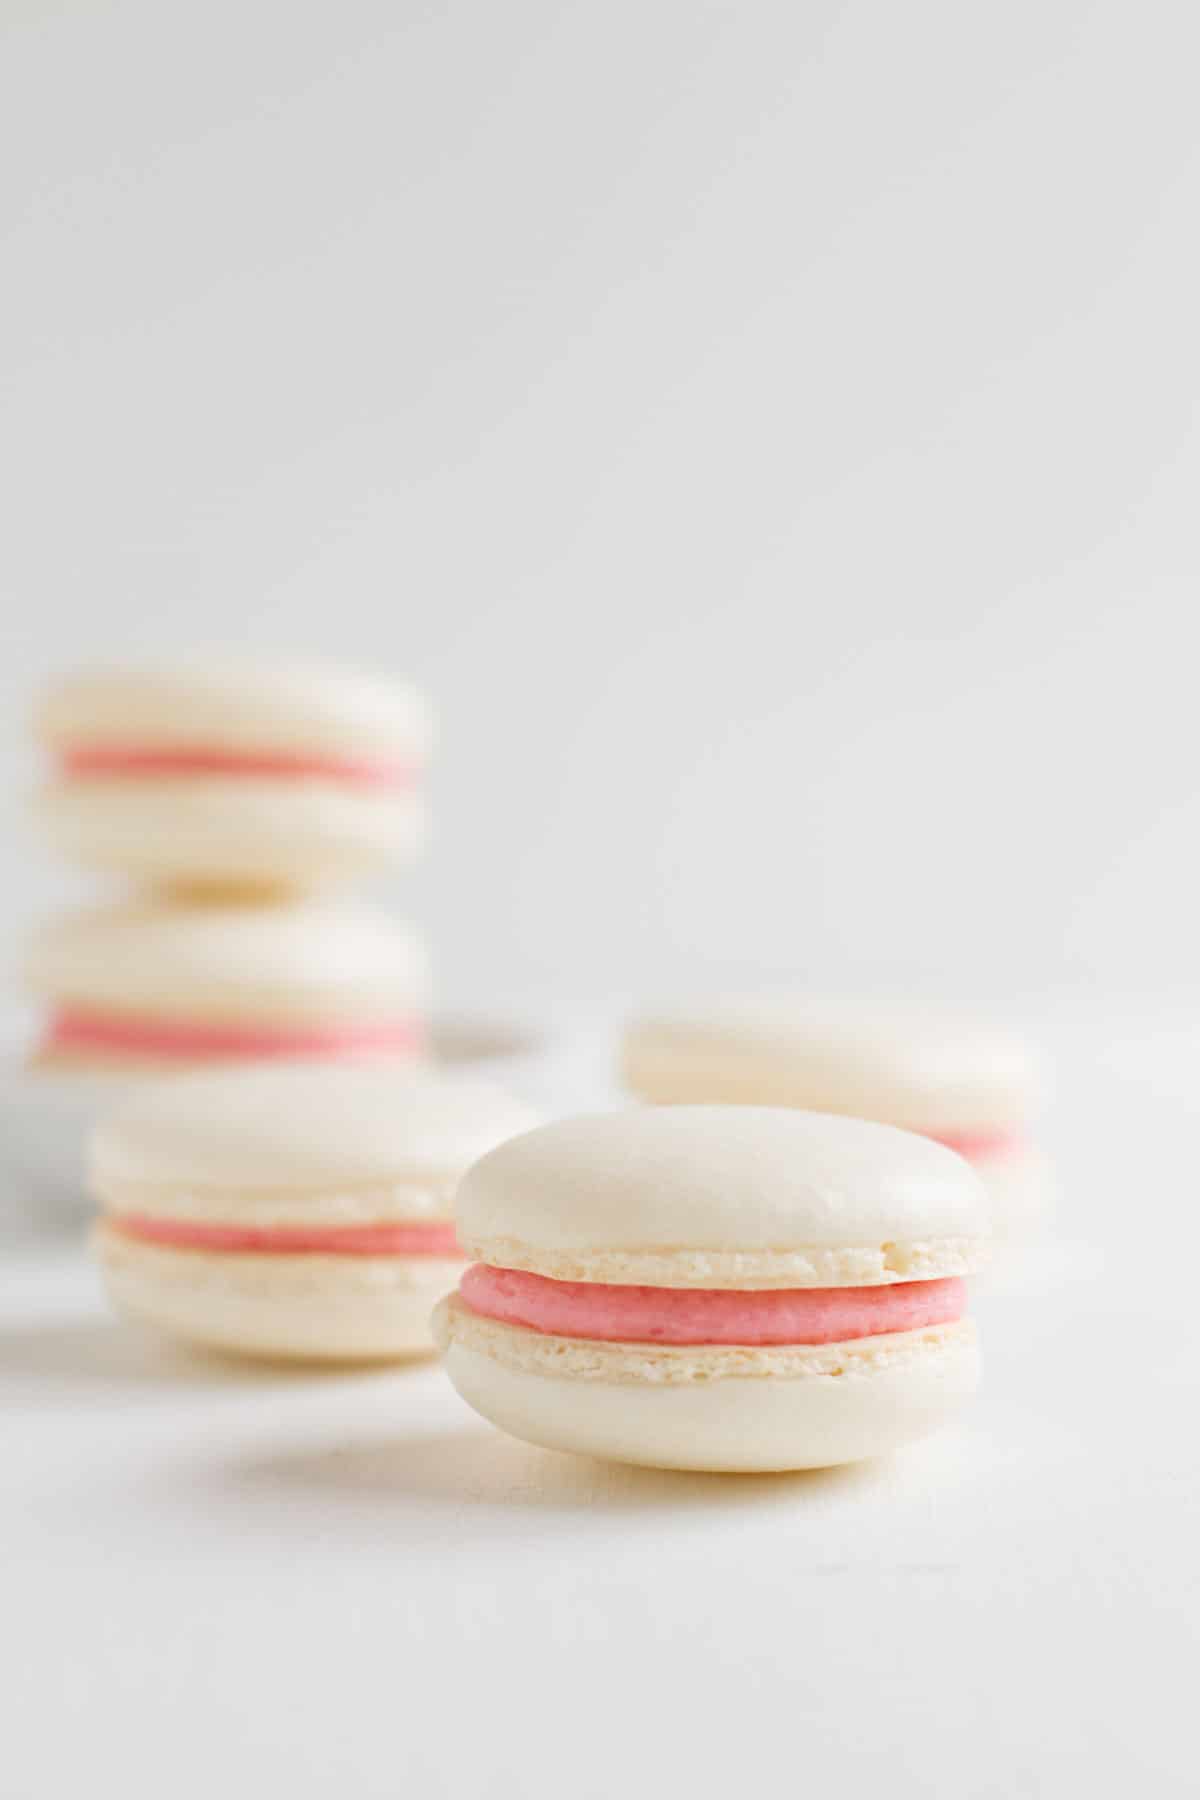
[38,658,434,761]
[27,898,428,1024]
[624,1000,1046,1133]
[92,1065,540,1202]
[456,1107,990,1289]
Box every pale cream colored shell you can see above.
[36,777,425,890]
[623,998,1046,1133]
[38,658,433,758]
[435,1301,980,1471]
[456,1107,990,1289]
[435,1292,975,1386]
[97,1225,458,1362]
[26,895,428,1025]
[90,1065,540,1216]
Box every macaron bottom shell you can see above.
[38,777,425,891]
[435,1302,980,1472]
[96,1226,462,1362]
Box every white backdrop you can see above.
[3,0,1198,1018]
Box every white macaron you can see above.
[35,659,433,890]
[435,1107,989,1472]
[91,1064,540,1362]
[26,897,429,1074]
[622,1000,1052,1237]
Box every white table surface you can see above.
[5,1015,1199,1798]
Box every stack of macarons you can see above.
[27,659,435,1078]
[35,659,432,892]
[33,660,1022,1469]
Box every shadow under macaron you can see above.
[210,1419,967,1524]
[0,1313,437,1399]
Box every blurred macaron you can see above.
[26,895,429,1075]
[622,998,1053,1240]
[91,1063,539,1362]
[35,658,433,890]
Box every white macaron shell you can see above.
[38,659,434,759]
[456,1108,989,1286]
[438,1323,980,1471]
[624,1000,1046,1133]
[36,777,425,889]
[98,1227,459,1361]
[91,1065,541,1215]
[27,897,428,1025]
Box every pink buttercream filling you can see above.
[60,745,414,788]
[44,1007,422,1062]
[458,1265,967,1346]
[111,1216,462,1256]
[930,1128,1023,1163]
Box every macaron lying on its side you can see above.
[35,659,433,891]
[26,897,429,1074]
[623,1001,1052,1239]
[435,1108,989,1472]
[91,1065,539,1361]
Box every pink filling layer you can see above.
[60,745,414,788]
[459,1265,967,1346]
[111,1215,462,1256]
[45,1008,422,1062]
[931,1129,1022,1162]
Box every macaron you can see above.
[91,1065,540,1361]
[434,1107,988,1472]
[622,1001,1051,1237]
[26,897,429,1074]
[35,659,433,890]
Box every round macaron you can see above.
[91,1065,540,1362]
[35,659,433,890]
[622,1000,1052,1238]
[435,1107,989,1472]
[26,897,429,1074]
